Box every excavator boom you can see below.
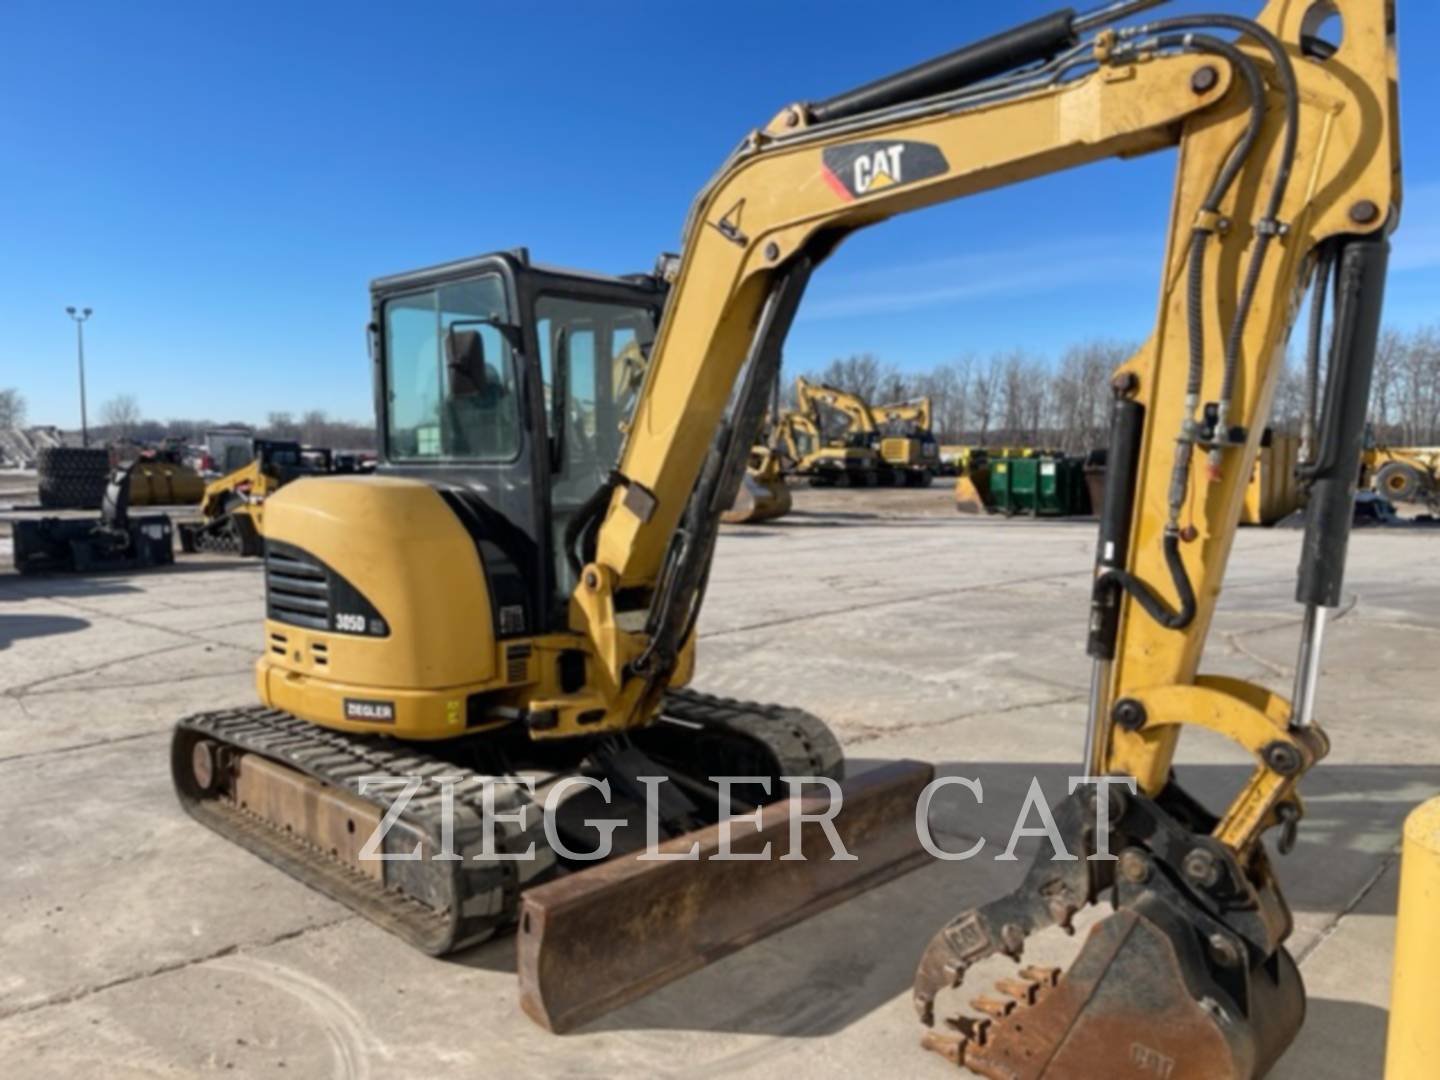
[542,0,1397,1072]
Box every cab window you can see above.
[383,274,520,461]
[536,294,657,593]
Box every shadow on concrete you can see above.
[156,559,263,576]
[456,757,1428,1040]
[0,556,256,596]
[0,575,140,599]
[1277,998,1389,1078]
[785,510,883,522]
[0,614,91,649]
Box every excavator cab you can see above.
[372,250,666,610]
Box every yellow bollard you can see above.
[1385,797,1440,1079]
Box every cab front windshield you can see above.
[384,274,519,461]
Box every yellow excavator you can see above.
[769,401,881,485]
[796,376,938,485]
[796,374,936,486]
[172,0,1399,1072]
[873,394,942,482]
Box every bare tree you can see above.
[970,354,1004,446]
[0,388,26,429]
[300,409,330,445]
[100,394,142,441]
[1050,342,1130,452]
[266,411,299,439]
[913,356,971,442]
[1370,328,1403,440]
[808,354,899,405]
[781,329,1440,453]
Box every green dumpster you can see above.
[988,455,1090,516]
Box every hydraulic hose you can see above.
[1144,33,1265,409]
[1100,19,1292,636]
[1137,15,1300,466]
[1099,530,1198,631]
[1116,33,1264,550]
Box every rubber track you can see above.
[174,691,843,955]
[181,516,247,555]
[661,688,845,781]
[173,707,553,955]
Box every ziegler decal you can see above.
[821,140,948,200]
[344,698,396,724]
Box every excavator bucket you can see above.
[722,470,792,524]
[954,462,992,514]
[913,787,1305,1078]
[722,448,793,524]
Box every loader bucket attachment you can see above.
[722,468,792,524]
[518,759,933,1032]
[914,786,1304,1078]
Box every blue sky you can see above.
[3,1,1437,428]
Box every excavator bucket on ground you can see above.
[953,461,992,515]
[722,447,793,524]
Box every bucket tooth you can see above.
[947,1014,992,1043]
[1019,964,1061,987]
[970,994,1015,1018]
[920,1030,966,1066]
[995,975,1039,1004]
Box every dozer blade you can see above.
[721,470,793,524]
[517,759,934,1033]
[914,786,1304,1078]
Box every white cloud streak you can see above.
[797,236,1157,322]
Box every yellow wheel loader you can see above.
[174,0,1400,1070]
[1364,444,1440,506]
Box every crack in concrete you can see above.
[12,662,256,701]
[0,915,356,1023]
[700,569,1085,641]
[1293,850,1400,967]
[0,728,167,766]
[3,639,254,700]
[2,641,201,698]
[842,691,1087,746]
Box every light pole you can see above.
[65,306,92,447]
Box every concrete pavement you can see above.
[1,488,1433,1078]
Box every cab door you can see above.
[373,259,544,641]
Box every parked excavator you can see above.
[873,394,942,482]
[769,401,881,485]
[796,374,936,486]
[172,0,1398,1073]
